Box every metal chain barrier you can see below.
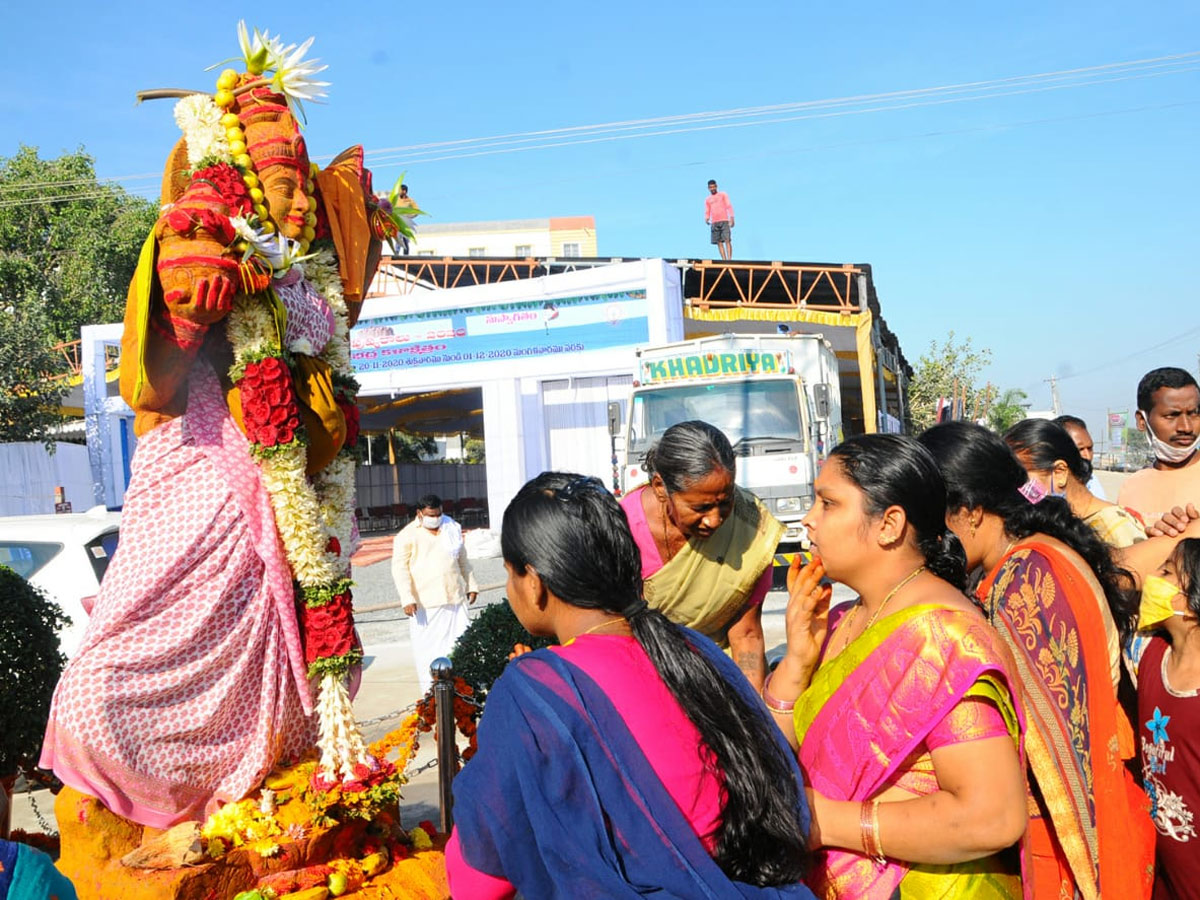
[453,690,484,710]
[356,700,418,729]
[14,767,59,837]
[407,757,440,777]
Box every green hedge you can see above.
[0,565,68,778]
[450,601,554,700]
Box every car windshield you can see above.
[0,541,64,580]
[629,380,804,452]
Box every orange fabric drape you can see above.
[980,538,1154,900]
[314,146,381,324]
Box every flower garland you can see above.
[414,678,481,763]
[167,23,375,785]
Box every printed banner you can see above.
[351,290,650,373]
[1109,411,1128,427]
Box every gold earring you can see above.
[969,523,977,538]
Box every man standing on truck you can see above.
[704,179,734,260]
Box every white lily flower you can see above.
[274,236,316,276]
[268,35,330,120]
[235,21,286,75]
[229,216,284,267]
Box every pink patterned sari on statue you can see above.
[40,360,315,829]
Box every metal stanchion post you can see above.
[431,657,457,833]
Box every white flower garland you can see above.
[173,95,230,168]
[227,251,368,781]
[314,671,369,782]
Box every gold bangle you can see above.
[869,799,886,869]
[859,800,874,857]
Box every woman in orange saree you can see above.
[921,422,1154,900]
[767,434,1028,898]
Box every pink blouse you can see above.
[445,635,723,899]
[619,486,772,607]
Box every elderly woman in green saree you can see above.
[619,420,781,690]
[766,434,1028,899]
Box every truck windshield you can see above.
[629,380,803,453]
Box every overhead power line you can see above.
[360,51,1200,165]
[363,64,1200,169]
[2,51,1197,207]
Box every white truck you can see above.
[614,333,842,566]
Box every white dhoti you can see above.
[410,602,473,693]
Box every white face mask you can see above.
[1141,414,1200,464]
[421,514,442,530]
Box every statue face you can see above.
[237,86,311,240]
[252,133,310,239]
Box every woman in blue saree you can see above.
[448,472,815,899]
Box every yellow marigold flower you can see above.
[409,826,433,851]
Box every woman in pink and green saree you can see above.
[765,434,1028,899]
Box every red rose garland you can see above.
[193,163,254,217]
[240,356,302,447]
[302,591,355,664]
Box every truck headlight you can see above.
[777,495,814,513]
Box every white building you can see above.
[408,216,597,259]
[353,259,681,518]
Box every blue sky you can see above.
[3,0,1197,437]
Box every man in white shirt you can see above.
[391,493,478,692]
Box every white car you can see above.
[0,506,121,657]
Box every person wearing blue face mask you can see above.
[1137,538,1200,900]
[391,493,479,692]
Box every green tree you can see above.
[906,332,992,432]
[464,438,485,463]
[391,430,437,462]
[1122,426,1152,467]
[365,430,438,463]
[451,601,554,700]
[0,305,68,444]
[987,388,1028,433]
[0,565,68,779]
[0,146,157,344]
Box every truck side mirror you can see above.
[813,384,830,419]
[607,401,622,437]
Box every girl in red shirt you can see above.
[1138,538,1200,900]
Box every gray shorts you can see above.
[710,220,730,243]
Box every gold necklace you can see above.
[574,617,627,640]
[863,565,925,631]
[659,497,678,563]
[835,564,926,655]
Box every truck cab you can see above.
[616,333,842,561]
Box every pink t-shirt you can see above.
[705,191,734,223]
[619,486,772,607]
[446,635,724,898]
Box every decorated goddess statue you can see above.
[40,24,406,830]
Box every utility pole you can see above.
[1044,376,1063,417]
